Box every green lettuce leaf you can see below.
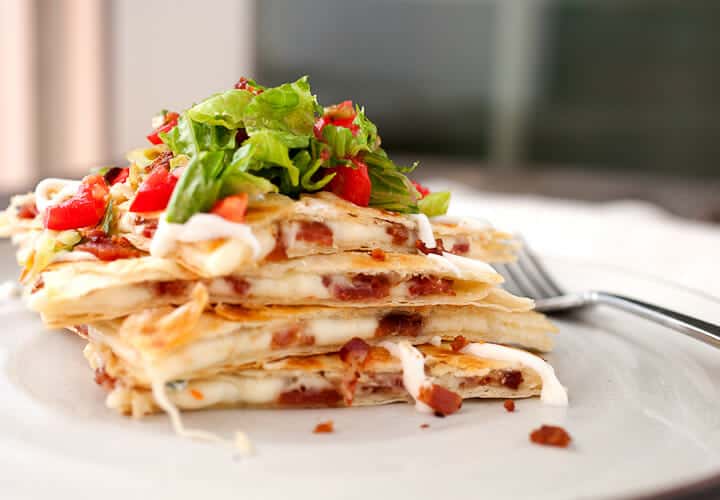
[187,89,253,129]
[160,113,236,157]
[293,150,335,192]
[165,151,226,223]
[363,151,419,213]
[242,76,317,148]
[219,171,278,198]
[229,130,299,185]
[418,191,450,216]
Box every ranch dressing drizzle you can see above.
[409,213,436,249]
[461,342,568,406]
[34,178,81,213]
[379,340,433,413]
[430,215,492,231]
[150,213,261,258]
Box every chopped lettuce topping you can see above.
[158,75,447,222]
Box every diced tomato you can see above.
[103,167,129,186]
[326,157,372,207]
[211,193,249,223]
[314,100,359,140]
[146,111,179,145]
[412,181,430,199]
[44,175,109,230]
[129,165,178,213]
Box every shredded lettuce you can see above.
[363,151,419,213]
[418,191,450,217]
[165,151,226,223]
[219,171,278,198]
[187,89,253,129]
[27,230,81,279]
[160,113,236,158]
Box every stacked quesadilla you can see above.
[0,76,567,434]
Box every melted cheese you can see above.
[34,178,80,212]
[309,317,379,344]
[409,213,436,249]
[430,215,491,230]
[379,340,433,413]
[461,342,568,406]
[150,214,261,258]
[52,250,99,263]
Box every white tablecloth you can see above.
[433,181,720,299]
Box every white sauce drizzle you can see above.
[426,252,499,280]
[0,280,21,299]
[409,213,436,249]
[430,215,492,230]
[150,214,261,259]
[429,336,442,347]
[379,340,433,413]
[461,342,568,406]
[150,375,254,454]
[34,178,81,213]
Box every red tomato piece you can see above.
[44,175,109,230]
[412,181,430,199]
[211,193,249,223]
[326,157,372,207]
[314,100,359,140]
[146,111,179,145]
[129,165,178,213]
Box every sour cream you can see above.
[34,178,81,213]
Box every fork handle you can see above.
[594,291,720,348]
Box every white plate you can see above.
[0,245,719,500]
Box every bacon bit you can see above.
[501,370,524,390]
[278,388,343,407]
[415,238,445,256]
[271,326,314,349]
[234,77,264,95]
[153,280,189,297]
[420,423,430,429]
[73,324,90,338]
[417,384,462,416]
[408,276,455,297]
[339,337,371,365]
[530,425,572,448]
[75,234,143,261]
[145,150,173,174]
[326,274,392,301]
[190,389,204,401]
[370,248,386,261]
[386,223,409,245]
[225,276,250,296]
[30,276,45,294]
[504,400,516,412]
[296,221,333,246]
[450,335,469,352]
[450,238,470,255]
[142,219,159,238]
[265,227,288,261]
[313,421,334,434]
[16,200,38,219]
[375,313,423,338]
[93,368,116,390]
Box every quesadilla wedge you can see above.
[85,341,563,418]
[30,251,506,326]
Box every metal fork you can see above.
[493,237,720,349]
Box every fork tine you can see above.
[517,236,565,296]
[494,264,523,297]
[504,260,543,300]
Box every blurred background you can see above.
[1,0,719,220]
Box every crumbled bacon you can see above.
[325,274,392,301]
[450,238,470,255]
[420,423,430,429]
[504,400,516,412]
[153,280,189,297]
[339,337,371,365]
[415,238,445,256]
[16,200,38,219]
[296,221,333,246]
[271,326,314,349]
[313,421,334,434]
[417,384,462,416]
[93,368,116,390]
[30,277,44,293]
[73,324,90,338]
[278,388,343,407]
[530,425,572,448]
[370,248,386,261]
[225,276,250,296]
[265,227,288,261]
[146,150,173,173]
[75,233,143,261]
[137,218,159,238]
[450,335,469,352]
[190,389,204,400]
[501,370,524,390]
[375,313,423,338]
[386,223,409,245]
[407,276,455,297]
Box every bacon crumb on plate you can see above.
[420,423,430,429]
[530,425,571,448]
[313,421,334,434]
[503,400,515,412]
